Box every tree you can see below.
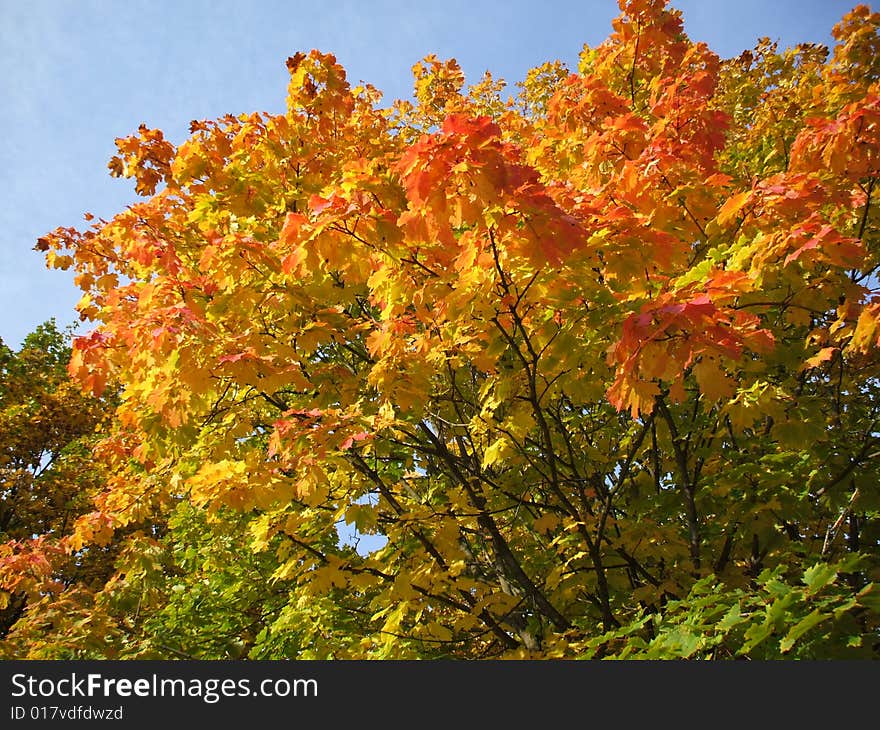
[32,0,880,658]
[0,322,117,656]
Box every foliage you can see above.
[0,322,114,655]
[14,0,880,658]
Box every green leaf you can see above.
[856,583,880,613]
[803,563,838,595]
[779,610,829,653]
[717,602,746,632]
[652,627,702,659]
[740,621,774,654]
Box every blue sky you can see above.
[0,0,863,348]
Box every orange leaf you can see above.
[716,190,752,226]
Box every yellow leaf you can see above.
[481,438,509,468]
[533,513,561,536]
[693,358,736,402]
[426,621,453,642]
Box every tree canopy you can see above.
[4,0,880,658]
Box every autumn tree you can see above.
[0,322,119,656]
[33,0,880,658]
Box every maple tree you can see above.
[0,322,119,656]
[15,0,880,658]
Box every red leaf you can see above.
[340,431,370,450]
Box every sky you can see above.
[0,0,864,349]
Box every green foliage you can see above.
[584,556,878,659]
